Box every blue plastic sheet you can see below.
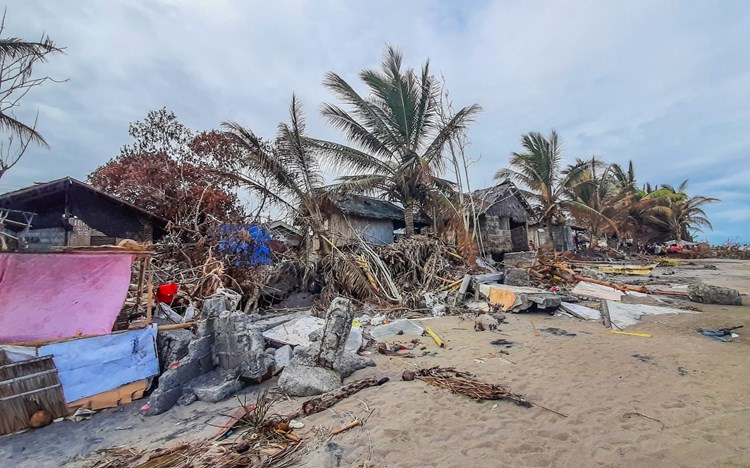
[218,224,272,266]
[38,325,159,402]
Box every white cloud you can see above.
[2,0,749,241]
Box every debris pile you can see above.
[278,297,374,397]
[92,391,305,468]
[321,235,469,310]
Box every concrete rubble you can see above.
[503,268,530,287]
[558,302,602,321]
[274,345,294,371]
[262,315,363,353]
[278,297,374,397]
[478,283,561,313]
[604,300,699,329]
[147,298,274,415]
[688,284,742,306]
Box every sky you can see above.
[3,0,749,243]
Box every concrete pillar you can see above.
[315,297,353,369]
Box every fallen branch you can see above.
[331,419,361,435]
[286,377,389,420]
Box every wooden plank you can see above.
[67,379,148,412]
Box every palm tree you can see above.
[645,180,719,242]
[564,157,622,242]
[223,95,330,251]
[611,160,637,194]
[311,45,481,236]
[0,13,63,147]
[495,131,587,246]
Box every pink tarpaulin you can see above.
[0,253,134,343]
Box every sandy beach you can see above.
[2,259,749,467]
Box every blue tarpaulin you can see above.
[218,224,272,266]
[38,325,159,402]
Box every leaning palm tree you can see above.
[223,95,330,251]
[495,130,587,246]
[311,45,481,236]
[644,180,718,242]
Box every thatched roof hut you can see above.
[469,181,533,222]
[467,181,533,256]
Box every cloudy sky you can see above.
[4,1,749,242]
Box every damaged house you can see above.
[321,193,429,245]
[469,182,533,258]
[0,177,167,251]
[527,220,583,252]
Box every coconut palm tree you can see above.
[564,157,623,242]
[0,14,63,147]
[611,160,638,194]
[310,45,481,236]
[495,130,587,246]
[645,180,718,241]
[223,95,330,250]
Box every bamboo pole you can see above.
[158,322,197,332]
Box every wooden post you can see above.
[134,258,146,311]
[600,300,612,329]
[145,257,154,324]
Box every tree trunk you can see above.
[404,201,415,237]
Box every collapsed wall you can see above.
[146,296,274,415]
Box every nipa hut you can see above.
[468,182,533,258]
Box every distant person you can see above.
[528,241,536,250]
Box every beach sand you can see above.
[2,259,749,467]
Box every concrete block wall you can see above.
[481,215,513,253]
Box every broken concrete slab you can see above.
[145,332,214,415]
[371,319,424,340]
[479,284,561,313]
[291,345,373,377]
[572,282,624,301]
[201,292,238,318]
[277,362,341,397]
[688,284,742,306]
[504,267,530,287]
[274,345,294,371]
[605,301,699,329]
[262,316,325,347]
[190,370,244,403]
[262,314,363,353]
[464,300,490,313]
[250,310,312,332]
[559,302,602,321]
[335,352,375,378]
[147,310,273,415]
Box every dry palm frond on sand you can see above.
[413,366,532,407]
